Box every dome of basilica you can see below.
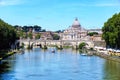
[72,18,81,28]
[62,18,87,40]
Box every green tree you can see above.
[87,32,98,36]
[53,34,60,40]
[35,33,41,39]
[0,19,17,50]
[41,29,46,32]
[27,32,33,39]
[79,42,86,49]
[102,13,120,49]
[33,25,41,32]
[55,30,62,33]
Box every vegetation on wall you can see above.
[87,32,98,36]
[35,33,41,39]
[53,34,60,40]
[79,42,86,49]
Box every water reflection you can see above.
[103,60,120,80]
[0,54,17,80]
[0,61,12,80]
[0,48,120,80]
[0,61,10,73]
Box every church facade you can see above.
[61,18,87,40]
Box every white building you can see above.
[87,29,102,34]
[62,18,87,40]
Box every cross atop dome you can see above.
[75,17,78,21]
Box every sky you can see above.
[0,0,120,31]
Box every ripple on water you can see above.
[1,48,120,80]
[26,74,46,77]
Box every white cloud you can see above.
[74,3,120,7]
[94,3,120,7]
[54,2,120,10]
[0,0,23,6]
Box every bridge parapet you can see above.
[19,39,94,49]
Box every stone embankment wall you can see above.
[95,51,120,63]
[93,41,106,47]
[85,49,120,63]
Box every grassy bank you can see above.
[0,51,15,61]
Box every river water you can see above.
[0,47,120,80]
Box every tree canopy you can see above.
[0,19,17,50]
[102,13,120,49]
[87,32,98,36]
[52,34,60,40]
[78,42,86,49]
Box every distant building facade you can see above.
[87,29,102,34]
[87,29,103,41]
[61,18,87,40]
[40,31,53,40]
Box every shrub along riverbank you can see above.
[0,18,18,61]
[0,51,15,61]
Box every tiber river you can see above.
[0,47,120,80]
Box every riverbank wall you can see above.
[84,49,120,63]
[94,51,120,63]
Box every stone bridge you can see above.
[19,39,94,49]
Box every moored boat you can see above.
[51,49,55,53]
